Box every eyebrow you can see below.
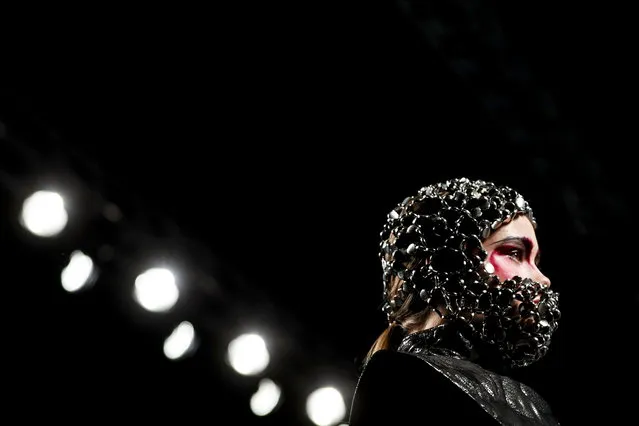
[488,236,541,265]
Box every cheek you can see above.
[487,252,520,281]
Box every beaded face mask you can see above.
[379,177,561,368]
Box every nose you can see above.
[533,266,551,288]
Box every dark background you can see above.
[1,2,636,424]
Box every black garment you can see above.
[349,326,559,425]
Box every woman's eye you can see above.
[506,248,523,260]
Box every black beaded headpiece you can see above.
[379,177,560,368]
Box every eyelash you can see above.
[504,247,524,261]
[499,246,541,267]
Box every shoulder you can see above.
[348,350,496,425]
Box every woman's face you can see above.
[482,215,551,299]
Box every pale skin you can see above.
[421,215,551,330]
[483,215,550,291]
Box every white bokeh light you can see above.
[250,378,281,416]
[21,190,68,237]
[163,321,196,360]
[306,386,346,426]
[227,333,270,376]
[61,250,96,292]
[133,268,179,312]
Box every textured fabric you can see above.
[410,352,558,425]
[397,327,559,425]
[349,350,498,425]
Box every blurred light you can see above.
[306,386,346,426]
[20,190,68,237]
[227,333,270,376]
[134,267,179,312]
[61,250,96,292]
[163,321,196,360]
[102,202,122,222]
[250,378,281,416]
